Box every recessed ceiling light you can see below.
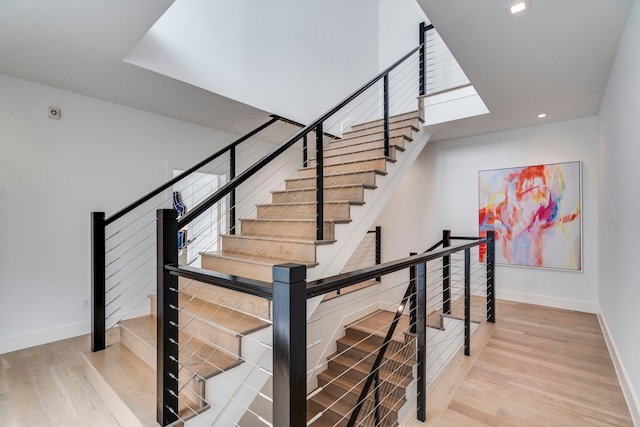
[506,0,531,16]
[538,113,547,118]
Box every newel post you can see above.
[91,212,106,352]
[486,230,496,323]
[156,209,179,426]
[272,263,307,427]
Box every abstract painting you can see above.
[479,162,581,270]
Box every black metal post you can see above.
[486,230,496,323]
[464,248,471,357]
[230,145,236,235]
[303,134,308,168]
[375,226,382,282]
[383,74,390,157]
[416,261,427,421]
[91,212,106,352]
[409,252,418,334]
[156,209,179,426]
[419,22,426,97]
[272,264,307,427]
[316,123,324,241]
[442,230,451,314]
[374,370,381,426]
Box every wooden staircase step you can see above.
[285,170,385,190]
[298,158,392,178]
[327,352,412,397]
[240,218,344,240]
[326,136,407,155]
[315,369,406,411]
[335,334,414,377]
[348,113,423,133]
[308,146,398,166]
[150,293,269,354]
[178,277,271,320]
[256,201,361,221]
[221,234,334,264]
[82,343,157,427]
[201,251,318,282]
[271,184,374,204]
[307,388,398,427]
[345,310,414,348]
[119,316,240,381]
[341,125,416,141]
[332,132,413,148]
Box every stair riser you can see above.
[326,360,408,400]
[272,186,366,204]
[201,254,273,282]
[256,203,352,221]
[240,219,334,240]
[349,116,421,133]
[316,376,405,414]
[334,133,411,148]
[308,147,395,167]
[335,341,413,377]
[286,171,378,190]
[221,235,317,264]
[179,277,271,320]
[342,126,414,141]
[307,399,397,427]
[327,137,406,155]
[298,159,389,178]
[119,327,206,410]
[345,328,415,357]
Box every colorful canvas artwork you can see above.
[479,162,582,270]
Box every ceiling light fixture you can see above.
[538,113,547,118]
[506,0,531,16]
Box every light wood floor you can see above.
[0,300,634,427]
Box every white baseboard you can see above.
[0,307,150,355]
[497,289,597,313]
[597,307,640,426]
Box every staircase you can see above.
[83,111,428,426]
[308,310,416,427]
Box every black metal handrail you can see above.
[176,44,422,231]
[105,116,280,226]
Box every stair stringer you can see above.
[185,327,272,427]
[305,127,432,318]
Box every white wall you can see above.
[125,0,380,125]
[378,0,428,70]
[598,0,640,422]
[0,74,240,354]
[376,117,600,313]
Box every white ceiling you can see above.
[0,0,634,141]
[0,0,270,136]
[417,0,635,141]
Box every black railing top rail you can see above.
[270,114,340,140]
[103,116,281,226]
[163,236,492,305]
[176,44,423,230]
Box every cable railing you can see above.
[90,116,304,351]
[155,221,495,426]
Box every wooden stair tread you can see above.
[201,250,319,268]
[175,293,270,336]
[119,315,241,380]
[285,169,387,183]
[82,343,156,427]
[301,156,396,170]
[345,310,412,343]
[256,200,364,208]
[271,183,376,194]
[308,389,398,427]
[336,333,415,367]
[316,369,406,410]
[320,143,405,159]
[221,233,336,245]
[348,111,423,132]
[240,218,350,225]
[328,135,411,151]
[328,352,412,389]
